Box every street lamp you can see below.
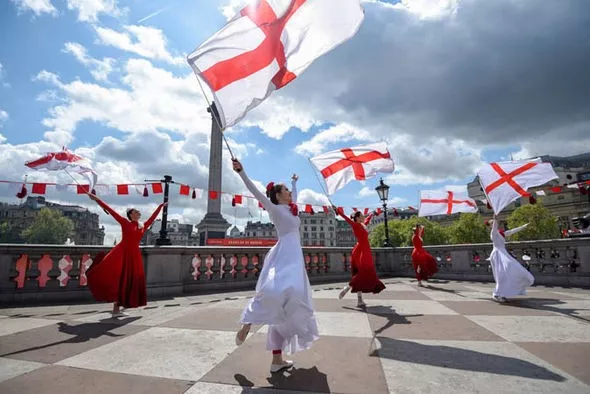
[144,175,174,246]
[375,178,392,247]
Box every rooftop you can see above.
[0,279,588,393]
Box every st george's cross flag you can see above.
[419,189,478,217]
[25,149,98,191]
[310,142,394,195]
[477,158,558,215]
[187,0,364,128]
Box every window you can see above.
[320,233,325,239]
[311,219,316,224]
[304,226,308,231]
[311,227,316,231]
[320,227,324,231]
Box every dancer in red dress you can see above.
[335,208,385,307]
[86,193,165,317]
[411,224,438,287]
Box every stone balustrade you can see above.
[1,237,589,304]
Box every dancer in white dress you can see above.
[489,218,534,302]
[232,159,319,373]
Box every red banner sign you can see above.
[206,238,277,246]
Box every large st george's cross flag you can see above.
[187,0,365,128]
[310,142,395,196]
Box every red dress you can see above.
[411,227,438,281]
[87,199,163,308]
[338,212,385,293]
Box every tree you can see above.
[0,222,21,243]
[448,213,489,244]
[21,208,75,244]
[507,203,560,241]
[369,216,450,247]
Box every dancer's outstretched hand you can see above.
[291,173,298,182]
[232,159,243,172]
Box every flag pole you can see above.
[306,157,335,209]
[193,76,236,160]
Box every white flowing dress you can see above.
[238,170,319,354]
[489,220,534,298]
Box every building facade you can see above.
[299,212,338,247]
[0,196,105,245]
[144,219,199,246]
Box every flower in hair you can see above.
[266,182,275,193]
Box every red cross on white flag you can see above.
[477,158,558,215]
[419,190,478,217]
[187,0,364,128]
[310,142,394,195]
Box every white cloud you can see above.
[383,136,484,186]
[66,0,124,22]
[296,188,330,206]
[94,25,184,65]
[358,186,375,198]
[10,0,57,16]
[33,59,211,139]
[377,0,459,19]
[0,62,8,88]
[220,0,245,21]
[63,42,115,81]
[33,70,61,85]
[0,110,8,128]
[294,123,372,156]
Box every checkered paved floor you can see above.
[1,279,589,393]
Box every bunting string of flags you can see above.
[1,176,588,217]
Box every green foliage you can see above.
[369,216,449,247]
[507,203,560,241]
[21,208,75,244]
[448,213,489,244]
[0,221,20,243]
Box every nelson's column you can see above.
[196,103,231,245]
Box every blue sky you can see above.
[1,0,588,244]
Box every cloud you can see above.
[231,0,589,168]
[373,0,460,19]
[66,0,124,22]
[220,0,245,21]
[296,188,330,206]
[294,123,373,156]
[0,62,9,88]
[0,110,8,128]
[63,42,115,81]
[10,0,57,16]
[94,25,184,65]
[33,58,211,140]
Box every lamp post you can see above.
[144,175,173,246]
[375,178,392,247]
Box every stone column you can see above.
[196,103,231,245]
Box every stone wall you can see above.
[1,237,589,305]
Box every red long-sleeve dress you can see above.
[411,226,438,281]
[87,199,163,308]
[338,211,385,293]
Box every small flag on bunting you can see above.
[32,183,47,195]
[117,184,129,195]
[179,184,190,196]
[152,183,163,194]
